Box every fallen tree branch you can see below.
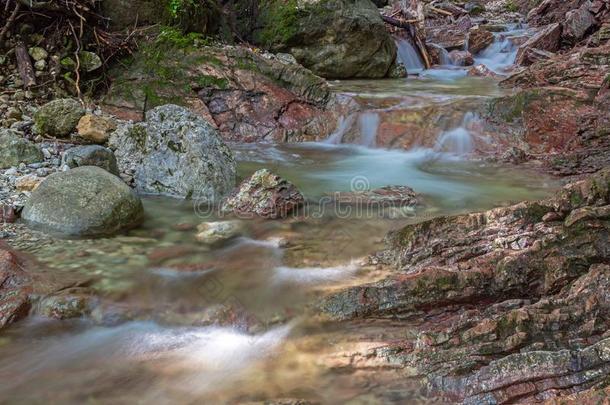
[382,15,418,29]
[0,2,20,48]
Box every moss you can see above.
[505,0,519,12]
[195,75,229,89]
[256,0,300,47]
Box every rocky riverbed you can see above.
[0,0,609,403]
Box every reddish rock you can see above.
[468,27,494,54]
[448,50,474,66]
[0,248,32,329]
[0,205,16,223]
[467,64,500,78]
[515,23,562,66]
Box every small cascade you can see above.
[358,112,380,147]
[435,112,480,155]
[438,47,451,66]
[396,38,425,72]
[474,25,527,73]
[325,114,356,145]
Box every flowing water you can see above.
[0,26,558,405]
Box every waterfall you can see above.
[474,25,526,72]
[396,38,425,72]
[358,112,380,147]
[325,114,356,145]
[435,112,479,155]
[439,47,451,66]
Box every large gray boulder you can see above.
[22,166,143,237]
[0,129,43,168]
[33,98,85,137]
[108,105,236,201]
[257,0,398,79]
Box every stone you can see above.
[62,145,120,176]
[34,60,46,71]
[108,104,236,201]
[33,98,85,137]
[76,114,117,144]
[0,129,43,169]
[330,185,420,207]
[468,27,494,54]
[564,5,598,42]
[0,205,16,224]
[15,174,43,191]
[36,294,90,319]
[448,50,474,66]
[515,23,562,66]
[222,169,305,219]
[467,64,500,78]
[259,0,398,79]
[78,51,102,72]
[195,221,243,244]
[28,47,47,61]
[22,166,143,237]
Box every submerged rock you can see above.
[109,104,236,201]
[62,145,120,176]
[222,169,304,219]
[33,98,85,137]
[195,221,243,244]
[22,166,143,237]
[0,129,43,169]
[448,50,474,66]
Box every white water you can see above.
[358,112,380,147]
[325,113,356,145]
[434,112,480,155]
[396,38,425,73]
[273,263,359,285]
[473,25,528,73]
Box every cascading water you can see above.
[474,25,528,73]
[324,114,356,145]
[434,112,480,155]
[396,38,425,73]
[358,112,380,147]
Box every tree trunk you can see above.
[15,42,36,88]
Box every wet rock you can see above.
[76,114,117,144]
[33,98,85,137]
[448,50,474,66]
[468,27,494,54]
[330,185,420,207]
[62,145,120,176]
[467,64,500,78]
[36,293,91,319]
[195,221,243,244]
[515,23,562,66]
[0,129,43,169]
[320,168,610,402]
[0,248,31,330]
[222,169,304,219]
[22,166,143,237]
[108,104,235,201]
[259,0,398,79]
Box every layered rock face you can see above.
[103,43,339,142]
[257,0,399,79]
[322,168,610,402]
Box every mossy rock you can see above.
[0,129,44,169]
[34,98,85,138]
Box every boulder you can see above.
[448,50,474,66]
[222,169,304,219]
[564,4,598,42]
[22,166,143,237]
[108,104,236,201]
[467,64,500,78]
[515,23,562,66]
[62,145,120,176]
[0,129,43,169]
[33,98,85,137]
[76,114,117,144]
[468,27,494,54]
[257,0,398,79]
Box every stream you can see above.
[0,26,559,404]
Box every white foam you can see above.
[273,262,359,285]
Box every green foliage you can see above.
[163,0,222,35]
[257,0,300,47]
[505,0,519,12]
[157,26,211,49]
